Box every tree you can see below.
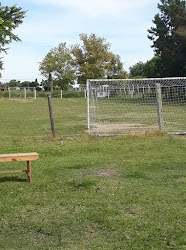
[8,79,20,87]
[20,81,30,87]
[48,72,53,91]
[0,4,26,52]
[106,54,127,79]
[0,3,26,75]
[129,57,162,78]
[0,57,3,77]
[129,61,146,78]
[144,57,162,78]
[40,79,50,91]
[29,78,39,88]
[148,0,186,76]
[71,33,126,83]
[39,43,76,89]
[40,34,126,87]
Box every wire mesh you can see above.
[50,89,87,99]
[87,78,186,136]
[9,87,36,100]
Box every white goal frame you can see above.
[8,87,37,100]
[87,77,186,136]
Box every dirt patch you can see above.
[92,169,116,177]
[88,123,159,134]
[174,135,186,140]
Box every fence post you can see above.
[87,80,90,130]
[148,84,150,92]
[128,86,131,93]
[8,87,10,100]
[60,89,63,99]
[47,94,56,137]
[143,86,145,95]
[84,89,86,99]
[24,87,26,100]
[155,83,164,131]
[34,87,37,99]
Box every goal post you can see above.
[87,77,186,136]
[87,79,90,130]
[8,87,37,100]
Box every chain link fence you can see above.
[87,77,186,136]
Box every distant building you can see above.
[72,79,80,91]
[0,86,7,91]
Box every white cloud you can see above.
[31,0,157,18]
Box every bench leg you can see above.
[27,160,31,183]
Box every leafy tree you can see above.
[8,79,20,87]
[39,43,76,89]
[40,34,126,86]
[106,54,127,79]
[40,79,50,91]
[129,57,162,78]
[0,3,26,76]
[144,57,162,78]
[0,57,3,77]
[148,0,186,76]
[71,33,126,83]
[48,72,53,91]
[20,81,30,87]
[0,4,26,52]
[129,61,146,78]
[29,78,39,88]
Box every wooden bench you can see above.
[0,152,39,182]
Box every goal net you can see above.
[87,77,186,136]
[8,87,37,100]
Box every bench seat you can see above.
[0,152,39,182]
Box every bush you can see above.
[0,90,9,98]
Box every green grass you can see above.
[0,97,186,249]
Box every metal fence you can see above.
[87,77,186,136]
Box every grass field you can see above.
[0,97,186,249]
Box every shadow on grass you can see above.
[0,176,28,182]
[67,179,96,190]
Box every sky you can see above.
[1,0,159,83]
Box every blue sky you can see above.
[1,0,159,82]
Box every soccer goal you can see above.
[8,87,37,100]
[87,77,186,136]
